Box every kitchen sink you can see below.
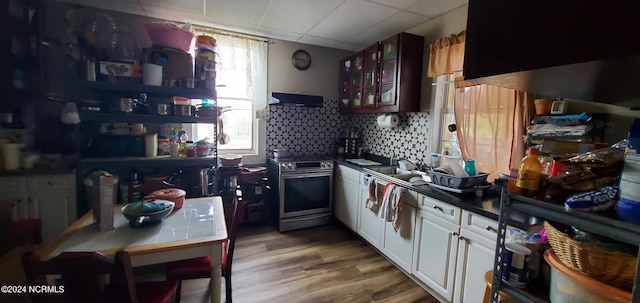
[364,166,429,184]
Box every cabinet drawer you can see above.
[418,194,461,224]
[335,164,360,183]
[461,210,498,240]
[28,174,75,192]
[0,176,26,193]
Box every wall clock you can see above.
[292,49,311,70]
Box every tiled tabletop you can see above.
[47,197,227,258]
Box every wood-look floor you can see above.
[139,222,440,303]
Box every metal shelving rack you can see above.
[490,191,640,303]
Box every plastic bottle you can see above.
[515,148,543,197]
[464,159,476,176]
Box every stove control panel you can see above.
[279,160,334,172]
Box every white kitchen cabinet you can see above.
[380,189,417,272]
[357,175,384,249]
[334,165,361,231]
[413,206,460,301]
[453,210,499,303]
[0,174,76,243]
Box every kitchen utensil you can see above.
[196,105,217,117]
[150,188,186,209]
[219,154,242,166]
[174,104,193,116]
[269,148,290,158]
[114,98,136,113]
[191,168,214,196]
[155,103,171,115]
[120,196,174,227]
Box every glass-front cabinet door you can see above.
[339,57,351,111]
[349,52,364,110]
[362,44,379,109]
[378,35,399,109]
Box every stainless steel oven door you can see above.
[279,171,333,219]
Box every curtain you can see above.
[454,84,531,181]
[427,31,465,78]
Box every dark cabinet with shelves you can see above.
[339,32,423,114]
[463,0,640,108]
[490,193,640,303]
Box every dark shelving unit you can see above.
[86,81,217,99]
[77,155,218,169]
[79,112,217,124]
[489,192,640,303]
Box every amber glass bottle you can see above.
[516,148,543,197]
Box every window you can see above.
[430,72,462,158]
[188,29,267,155]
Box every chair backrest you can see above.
[22,250,138,303]
[224,187,244,274]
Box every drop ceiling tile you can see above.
[143,4,206,24]
[368,0,419,10]
[336,41,367,52]
[205,0,269,25]
[260,0,343,34]
[204,16,263,35]
[348,11,429,45]
[407,0,468,17]
[307,0,398,41]
[297,35,343,49]
[257,26,304,41]
[77,0,145,15]
[140,0,203,14]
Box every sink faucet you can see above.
[390,153,398,166]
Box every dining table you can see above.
[37,196,228,303]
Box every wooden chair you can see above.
[22,250,179,303]
[166,188,244,303]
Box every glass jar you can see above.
[185,141,196,157]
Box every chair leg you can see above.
[225,275,232,303]
[175,280,182,303]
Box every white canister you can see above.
[2,143,24,170]
[144,133,158,157]
[142,64,163,86]
[170,142,180,157]
[501,242,532,288]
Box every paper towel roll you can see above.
[377,114,399,128]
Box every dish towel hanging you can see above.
[379,183,404,233]
[365,177,380,214]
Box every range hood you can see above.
[269,92,324,107]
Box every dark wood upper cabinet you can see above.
[463,0,640,109]
[339,32,423,114]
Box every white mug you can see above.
[142,64,163,86]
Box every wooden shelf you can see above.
[78,112,217,124]
[86,81,217,99]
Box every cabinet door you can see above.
[357,178,383,248]
[349,52,364,110]
[334,166,360,231]
[32,191,75,243]
[378,35,399,110]
[381,201,416,272]
[362,43,379,109]
[413,209,460,301]
[338,57,351,112]
[453,227,498,303]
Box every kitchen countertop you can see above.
[332,155,529,229]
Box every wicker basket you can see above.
[544,221,637,291]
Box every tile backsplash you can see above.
[267,100,432,162]
[266,99,346,155]
[347,113,431,163]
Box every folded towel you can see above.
[365,177,380,214]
